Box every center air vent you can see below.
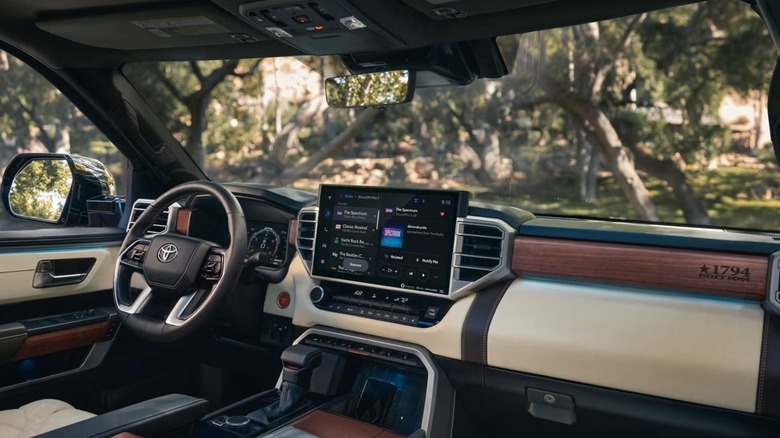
[296,207,318,273]
[127,199,177,236]
[455,222,504,282]
[449,217,514,298]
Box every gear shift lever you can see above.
[249,345,322,425]
[281,344,322,388]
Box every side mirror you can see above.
[325,70,415,108]
[1,153,117,226]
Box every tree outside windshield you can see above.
[119,1,776,230]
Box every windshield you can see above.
[124,0,780,230]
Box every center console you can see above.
[205,185,522,438]
[198,327,453,438]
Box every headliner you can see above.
[0,0,699,70]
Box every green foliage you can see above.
[0,51,125,196]
[92,1,780,230]
[326,70,411,107]
[9,159,72,222]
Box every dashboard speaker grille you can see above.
[127,199,174,235]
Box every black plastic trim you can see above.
[0,323,26,363]
[437,356,780,437]
[521,217,780,255]
[222,184,317,214]
[36,393,208,438]
[758,312,780,417]
[21,308,114,336]
[468,203,534,230]
[461,280,513,364]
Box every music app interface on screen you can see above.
[313,186,465,294]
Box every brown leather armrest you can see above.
[293,410,402,438]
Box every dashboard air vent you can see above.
[454,221,506,282]
[296,207,318,272]
[127,199,176,236]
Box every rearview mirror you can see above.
[325,70,415,108]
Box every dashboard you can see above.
[164,182,780,426]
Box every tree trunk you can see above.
[156,59,248,168]
[540,77,661,221]
[186,107,205,166]
[628,144,712,225]
[753,92,764,150]
[576,129,598,201]
[268,94,327,165]
[458,142,494,186]
[184,93,210,167]
[275,108,381,183]
[55,127,71,153]
[446,104,498,185]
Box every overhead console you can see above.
[296,185,520,326]
[238,0,403,55]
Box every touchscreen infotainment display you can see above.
[313,185,468,295]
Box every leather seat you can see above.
[0,394,207,438]
[0,399,94,438]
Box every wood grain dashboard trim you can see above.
[512,236,768,300]
[288,219,297,246]
[12,321,112,361]
[175,208,192,235]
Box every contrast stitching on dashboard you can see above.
[461,290,480,362]
[482,280,511,364]
[481,294,492,364]
[757,313,770,414]
[462,280,512,364]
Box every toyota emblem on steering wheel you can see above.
[157,243,179,263]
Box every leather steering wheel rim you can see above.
[114,180,247,342]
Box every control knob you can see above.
[224,415,251,433]
[309,286,327,304]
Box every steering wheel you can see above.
[114,181,247,342]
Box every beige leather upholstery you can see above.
[0,399,94,438]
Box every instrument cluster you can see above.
[246,221,289,268]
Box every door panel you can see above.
[0,245,120,305]
[0,232,128,393]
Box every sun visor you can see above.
[36,3,270,50]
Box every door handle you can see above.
[33,259,95,288]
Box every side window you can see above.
[0,50,125,229]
